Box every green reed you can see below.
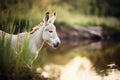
[0,17,40,80]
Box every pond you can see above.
[37,40,120,80]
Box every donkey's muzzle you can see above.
[53,42,60,48]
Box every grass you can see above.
[56,11,120,30]
[0,25,29,69]
[0,33,13,72]
[0,18,45,80]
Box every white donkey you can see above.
[0,12,60,65]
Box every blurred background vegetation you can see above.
[0,0,120,31]
[1,0,120,17]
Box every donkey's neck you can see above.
[30,26,44,49]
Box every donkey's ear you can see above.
[48,12,56,23]
[43,12,50,24]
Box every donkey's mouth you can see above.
[53,42,60,48]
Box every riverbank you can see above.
[56,24,120,41]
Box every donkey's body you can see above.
[0,12,60,65]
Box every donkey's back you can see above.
[0,30,28,47]
[0,30,9,38]
[0,30,3,36]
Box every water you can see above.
[38,40,120,80]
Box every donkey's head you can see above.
[42,12,60,48]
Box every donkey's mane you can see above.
[30,22,43,34]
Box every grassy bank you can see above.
[0,20,47,79]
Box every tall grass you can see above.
[0,23,29,67]
[0,33,13,72]
[0,18,43,79]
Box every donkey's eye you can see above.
[49,31,53,33]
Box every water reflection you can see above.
[38,40,120,80]
[60,56,93,80]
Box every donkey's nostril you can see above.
[53,42,59,48]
